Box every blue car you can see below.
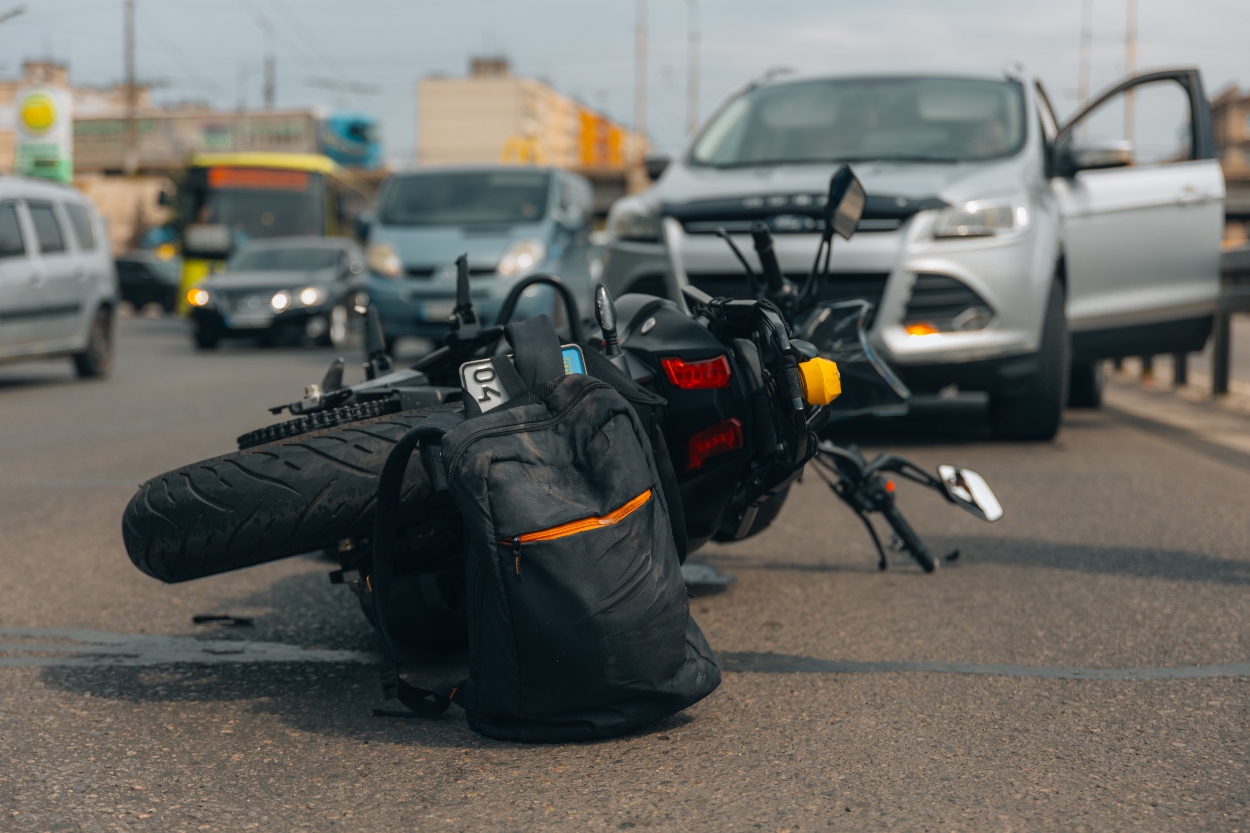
[363,166,598,347]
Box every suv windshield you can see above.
[230,247,339,272]
[691,76,1026,168]
[379,171,551,226]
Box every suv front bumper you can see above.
[601,210,1058,395]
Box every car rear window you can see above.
[27,201,66,254]
[65,203,97,250]
[0,202,25,258]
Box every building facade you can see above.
[417,58,647,211]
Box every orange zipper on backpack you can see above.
[501,489,653,578]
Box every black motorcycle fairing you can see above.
[616,296,753,551]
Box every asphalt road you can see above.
[1,316,1248,832]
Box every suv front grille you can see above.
[686,271,890,325]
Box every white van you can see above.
[0,176,117,377]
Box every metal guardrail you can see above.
[1212,245,1250,395]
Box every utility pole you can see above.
[1078,0,1093,105]
[123,0,137,176]
[686,0,699,136]
[264,52,275,110]
[1125,0,1136,144]
[633,0,647,180]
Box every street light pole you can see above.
[634,0,647,179]
[123,0,137,176]
[1078,0,1092,105]
[1125,0,1136,143]
[686,0,699,136]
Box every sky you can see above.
[1,0,1247,165]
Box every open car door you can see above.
[1052,68,1224,362]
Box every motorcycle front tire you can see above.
[122,404,458,583]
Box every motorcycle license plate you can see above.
[460,344,586,413]
[225,312,274,329]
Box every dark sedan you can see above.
[117,252,181,312]
[186,237,367,349]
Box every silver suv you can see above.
[601,69,1224,439]
[0,176,117,377]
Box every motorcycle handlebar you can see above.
[881,503,936,573]
[749,222,785,293]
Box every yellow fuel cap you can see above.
[797,357,841,405]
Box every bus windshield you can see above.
[378,170,551,227]
[183,166,326,252]
[690,76,1026,168]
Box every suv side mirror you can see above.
[644,155,671,182]
[1056,137,1133,176]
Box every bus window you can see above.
[183,166,326,256]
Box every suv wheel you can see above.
[1068,360,1104,409]
[72,307,115,378]
[989,281,1068,441]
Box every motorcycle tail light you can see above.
[660,354,732,389]
[685,417,744,471]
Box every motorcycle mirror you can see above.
[937,465,1003,522]
[824,164,866,242]
[594,284,622,358]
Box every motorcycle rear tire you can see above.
[122,404,458,583]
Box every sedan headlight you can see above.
[607,207,662,242]
[367,242,403,278]
[497,239,547,278]
[271,291,292,312]
[297,286,324,307]
[933,198,1030,239]
[186,287,212,308]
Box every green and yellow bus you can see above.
[173,152,372,312]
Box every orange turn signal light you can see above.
[904,323,940,336]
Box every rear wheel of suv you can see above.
[72,307,114,378]
[989,281,1068,441]
[1068,360,1104,409]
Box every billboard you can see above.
[14,86,73,183]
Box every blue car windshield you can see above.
[690,76,1026,167]
[379,171,551,226]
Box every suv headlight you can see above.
[367,242,403,278]
[497,239,547,277]
[933,198,1030,239]
[607,206,662,243]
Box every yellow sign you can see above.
[19,92,57,133]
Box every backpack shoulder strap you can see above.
[370,409,464,717]
[505,314,565,388]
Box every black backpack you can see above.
[371,315,720,742]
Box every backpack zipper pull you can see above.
[512,536,522,581]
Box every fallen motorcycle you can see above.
[121,165,1001,648]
